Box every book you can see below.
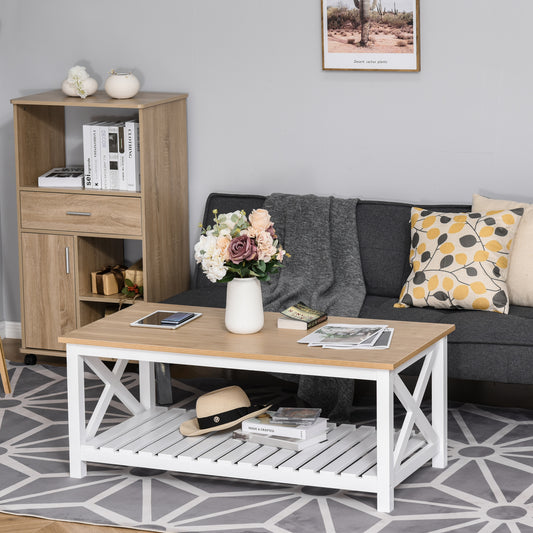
[99,122,110,189]
[125,120,140,191]
[117,123,127,190]
[37,166,84,188]
[278,302,327,330]
[82,122,96,189]
[107,122,121,190]
[241,416,327,439]
[233,429,328,451]
[89,121,105,189]
[270,407,322,425]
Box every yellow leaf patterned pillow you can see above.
[395,207,524,314]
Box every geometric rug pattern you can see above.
[1,362,532,532]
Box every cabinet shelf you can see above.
[14,90,190,357]
[79,293,141,305]
[11,89,187,109]
[19,186,142,198]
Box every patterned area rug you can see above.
[1,362,532,533]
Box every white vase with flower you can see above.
[61,65,97,99]
[194,208,287,334]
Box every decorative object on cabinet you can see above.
[11,89,190,359]
[91,264,127,295]
[104,70,141,99]
[61,65,98,98]
[124,259,143,287]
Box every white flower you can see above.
[68,65,90,82]
[214,211,247,237]
[66,65,91,98]
[194,234,227,282]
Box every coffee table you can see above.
[60,303,454,513]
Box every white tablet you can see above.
[130,310,202,329]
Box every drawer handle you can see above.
[66,211,92,216]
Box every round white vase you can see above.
[61,77,98,98]
[104,72,140,99]
[225,277,264,334]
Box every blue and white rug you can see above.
[0,362,532,532]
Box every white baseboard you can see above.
[1,321,22,339]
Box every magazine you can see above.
[325,328,394,350]
[298,323,388,349]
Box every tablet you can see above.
[130,310,202,329]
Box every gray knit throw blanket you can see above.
[262,193,366,421]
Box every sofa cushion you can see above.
[361,295,533,347]
[356,201,469,298]
[396,207,523,314]
[472,194,533,307]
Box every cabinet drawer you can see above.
[20,191,142,236]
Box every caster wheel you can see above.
[24,354,37,365]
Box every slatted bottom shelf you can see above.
[81,407,427,493]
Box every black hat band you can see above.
[197,405,264,430]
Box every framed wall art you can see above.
[322,0,420,71]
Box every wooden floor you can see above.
[0,513,140,533]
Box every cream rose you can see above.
[216,235,231,261]
[249,209,272,232]
[256,231,277,262]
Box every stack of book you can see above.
[234,407,329,451]
[82,120,140,191]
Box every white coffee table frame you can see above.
[66,324,448,513]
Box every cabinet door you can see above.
[21,233,76,351]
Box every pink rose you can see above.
[249,209,272,232]
[229,235,257,264]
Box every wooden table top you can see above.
[59,303,455,370]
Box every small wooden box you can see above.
[125,259,143,287]
[91,266,126,295]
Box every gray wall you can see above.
[1,0,532,324]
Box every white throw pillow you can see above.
[472,194,533,307]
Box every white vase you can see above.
[225,277,264,334]
[104,72,140,99]
[61,77,98,98]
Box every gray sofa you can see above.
[166,193,533,386]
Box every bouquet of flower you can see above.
[194,208,287,283]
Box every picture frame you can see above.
[321,0,420,72]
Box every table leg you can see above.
[139,360,156,411]
[376,370,394,513]
[67,346,87,478]
[154,362,173,405]
[431,337,448,468]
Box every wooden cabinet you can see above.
[12,90,190,357]
[21,233,77,351]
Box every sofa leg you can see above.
[155,363,173,405]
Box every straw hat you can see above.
[179,385,271,437]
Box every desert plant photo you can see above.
[322,0,420,71]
